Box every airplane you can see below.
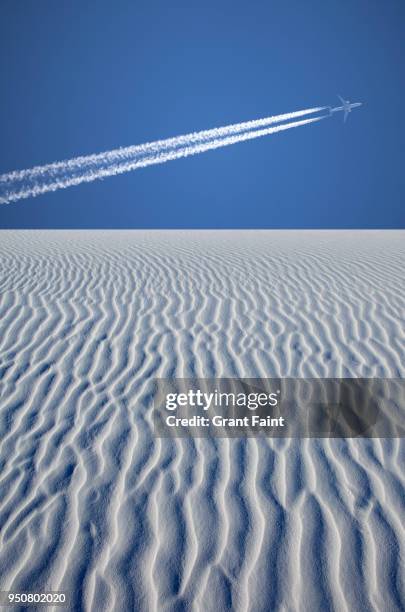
[329,95,362,123]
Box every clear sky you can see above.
[0,0,404,228]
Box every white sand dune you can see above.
[0,230,404,611]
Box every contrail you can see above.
[0,107,324,183]
[0,108,326,205]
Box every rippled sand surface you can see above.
[0,230,404,611]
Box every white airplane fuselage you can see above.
[329,96,362,122]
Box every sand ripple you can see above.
[0,230,404,611]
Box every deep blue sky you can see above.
[0,0,404,228]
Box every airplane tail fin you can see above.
[338,94,345,105]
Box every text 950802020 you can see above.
[0,591,68,607]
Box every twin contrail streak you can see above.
[0,107,326,205]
